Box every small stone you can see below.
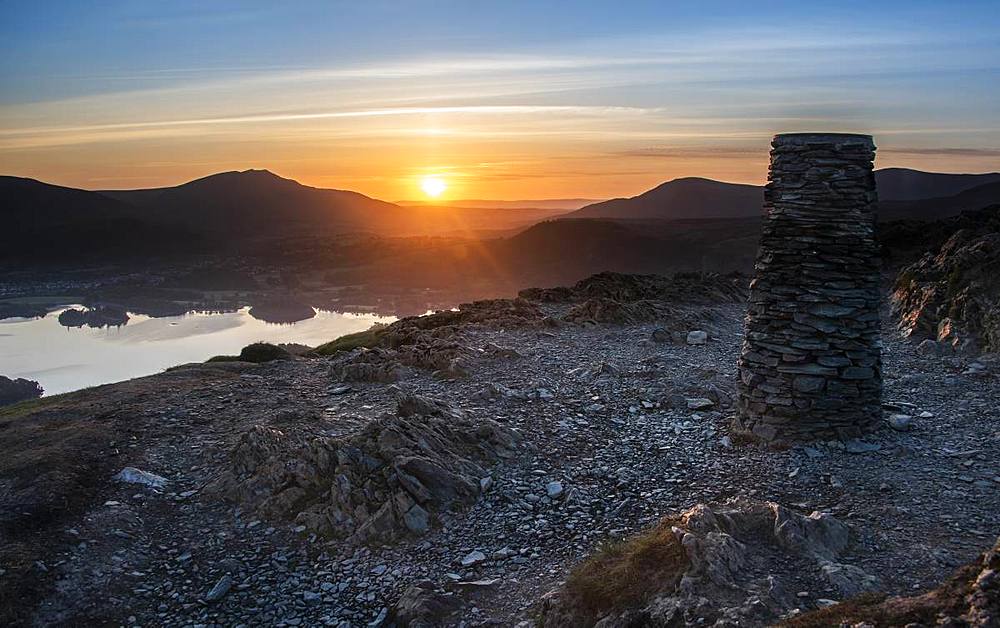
[205,575,233,602]
[793,376,826,393]
[460,551,486,567]
[841,367,875,380]
[685,398,714,410]
[545,481,564,499]
[686,330,708,345]
[480,477,494,493]
[303,591,322,604]
[844,440,881,454]
[887,414,912,431]
[367,607,389,627]
[404,504,430,534]
[113,467,168,489]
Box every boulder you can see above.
[686,330,708,345]
[562,298,658,325]
[210,392,519,544]
[790,535,1000,627]
[537,499,875,627]
[893,210,1000,354]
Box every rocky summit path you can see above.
[2,279,999,627]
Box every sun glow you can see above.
[420,175,447,198]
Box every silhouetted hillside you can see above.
[0,176,200,262]
[878,181,1000,222]
[104,170,569,237]
[875,167,1000,201]
[103,169,399,236]
[570,177,762,220]
[6,168,1000,269]
[570,169,1000,222]
[317,217,761,293]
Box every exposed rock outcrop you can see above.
[391,580,463,627]
[783,535,1000,627]
[893,210,1000,354]
[323,297,543,380]
[210,392,519,544]
[519,271,747,305]
[538,500,875,627]
[562,297,659,325]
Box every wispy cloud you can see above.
[881,147,1000,157]
[2,14,999,196]
[616,147,764,159]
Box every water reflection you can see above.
[0,306,394,395]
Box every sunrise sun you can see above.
[420,175,447,198]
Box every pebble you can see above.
[460,551,486,567]
[888,414,912,431]
[204,575,233,603]
[686,330,708,345]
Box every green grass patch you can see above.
[0,393,67,422]
[205,354,241,363]
[314,324,387,356]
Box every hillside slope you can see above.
[570,177,762,220]
[569,169,1000,222]
[0,176,199,262]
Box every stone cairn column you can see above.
[736,133,881,441]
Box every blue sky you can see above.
[1,1,998,198]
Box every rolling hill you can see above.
[567,169,1000,222]
[5,167,1000,268]
[102,169,400,236]
[878,180,1000,222]
[0,176,200,262]
[569,177,762,220]
[1,170,582,264]
[874,167,1000,201]
[104,169,572,237]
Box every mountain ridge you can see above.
[5,167,1000,265]
[568,169,1000,221]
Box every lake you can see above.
[0,306,395,395]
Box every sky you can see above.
[1,1,999,200]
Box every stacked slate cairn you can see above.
[736,133,881,441]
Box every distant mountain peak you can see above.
[186,168,294,185]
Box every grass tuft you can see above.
[560,517,688,622]
[205,354,241,363]
[314,324,387,356]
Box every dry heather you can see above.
[556,517,687,623]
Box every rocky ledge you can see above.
[893,206,1000,355]
[538,499,878,627]
[210,390,519,544]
